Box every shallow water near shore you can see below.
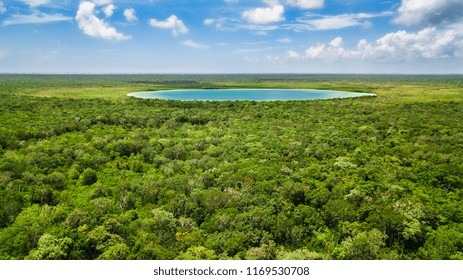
[127,89,375,101]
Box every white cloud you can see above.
[2,11,72,26]
[264,54,282,62]
[242,3,285,24]
[204,18,215,26]
[149,15,188,36]
[450,22,463,35]
[303,14,361,30]
[93,0,112,6]
[395,0,463,27]
[20,0,50,8]
[263,0,280,5]
[287,0,324,9]
[305,37,350,59]
[0,1,6,14]
[329,36,343,48]
[287,50,301,58]
[103,4,115,18]
[244,24,279,32]
[76,1,130,41]
[124,8,137,22]
[225,0,238,3]
[203,17,237,31]
[301,28,463,60]
[366,28,462,59]
[293,12,392,31]
[182,40,209,49]
[278,37,292,43]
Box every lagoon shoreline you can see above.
[127,88,376,101]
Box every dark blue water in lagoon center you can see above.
[127,89,375,101]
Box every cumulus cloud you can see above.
[242,2,285,24]
[395,0,463,27]
[364,28,463,59]
[297,28,463,61]
[0,1,6,14]
[103,4,115,18]
[182,40,209,49]
[149,15,188,36]
[124,8,137,22]
[287,0,324,9]
[76,1,130,41]
[287,50,301,58]
[304,37,349,59]
[2,11,72,26]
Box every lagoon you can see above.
[127,89,375,101]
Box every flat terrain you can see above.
[0,75,462,260]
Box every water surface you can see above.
[127,89,375,101]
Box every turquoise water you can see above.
[127,89,375,101]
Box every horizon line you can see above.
[0,72,462,76]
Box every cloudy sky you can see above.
[0,0,462,73]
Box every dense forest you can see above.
[0,74,462,260]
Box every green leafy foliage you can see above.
[1,74,463,259]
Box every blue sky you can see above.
[0,0,462,73]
